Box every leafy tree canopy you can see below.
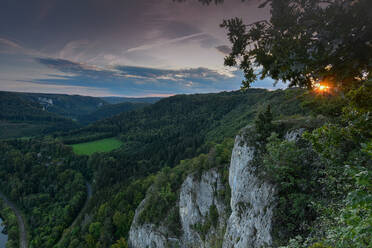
[218,0,372,90]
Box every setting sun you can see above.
[314,82,332,93]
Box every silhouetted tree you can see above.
[219,0,372,90]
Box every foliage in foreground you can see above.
[221,0,371,90]
[259,83,372,247]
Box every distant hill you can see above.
[0,91,154,139]
[0,91,78,139]
[78,102,149,124]
[101,96,162,104]
[21,92,108,120]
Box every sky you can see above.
[0,0,285,97]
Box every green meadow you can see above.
[71,138,123,155]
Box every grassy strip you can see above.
[71,138,123,155]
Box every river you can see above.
[0,217,7,248]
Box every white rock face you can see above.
[38,97,53,105]
[129,223,168,248]
[179,169,227,247]
[129,198,181,248]
[223,131,276,248]
[129,169,227,248]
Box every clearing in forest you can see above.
[71,138,123,155]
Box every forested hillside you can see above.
[78,102,149,125]
[0,92,78,139]
[51,88,315,247]
[101,97,162,104]
[61,88,305,148]
[21,92,107,119]
[0,85,370,248]
[0,91,150,139]
[1,88,305,248]
[126,86,371,247]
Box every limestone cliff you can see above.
[129,127,282,248]
[223,130,276,248]
[179,169,228,247]
[129,168,227,248]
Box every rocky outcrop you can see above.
[128,127,310,248]
[179,169,227,247]
[129,169,227,248]
[223,130,276,248]
[129,197,180,248]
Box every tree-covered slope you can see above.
[61,88,307,153]
[58,89,310,199]
[0,91,150,139]
[0,139,89,248]
[0,92,79,139]
[21,92,108,120]
[51,88,313,247]
[78,102,149,125]
[124,88,371,248]
[1,86,370,248]
[0,91,67,122]
[101,96,162,104]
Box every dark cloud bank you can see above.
[34,57,250,96]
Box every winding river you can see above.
[0,217,7,248]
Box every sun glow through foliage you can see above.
[314,82,331,93]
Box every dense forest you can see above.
[0,199,19,248]
[0,88,308,247]
[0,139,88,247]
[1,84,370,248]
[77,102,149,125]
[101,97,162,105]
[52,88,314,247]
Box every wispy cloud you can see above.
[0,38,24,50]
[0,37,44,57]
[58,40,92,61]
[33,57,244,96]
[126,32,206,53]
[115,65,234,80]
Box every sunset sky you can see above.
[0,0,285,97]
